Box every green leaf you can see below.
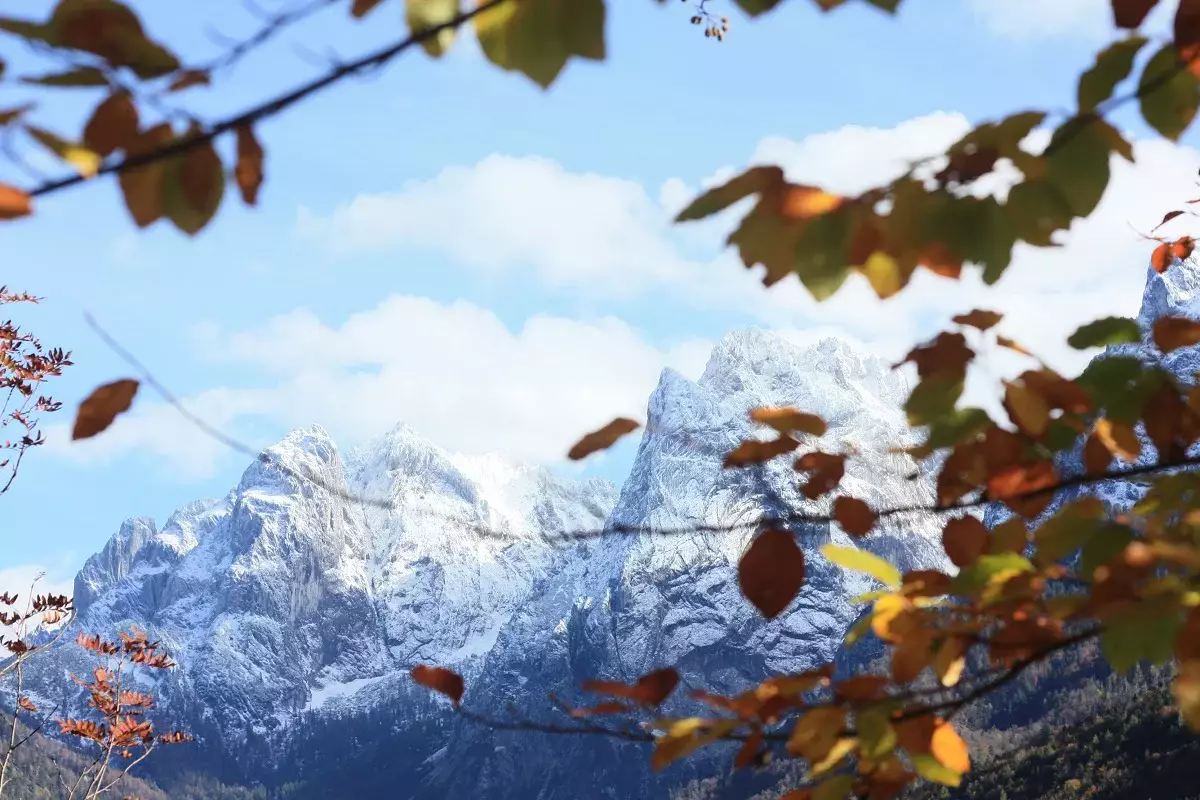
[1078,524,1135,580]
[1045,117,1116,217]
[956,197,1015,284]
[864,0,901,11]
[1101,598,1183,673]
[0,18,58,46]
[675,166,782,222]
[950,552,1035,595]
[1067,317,1141,349]
[1005,180,1074,247]
[1139,44,1200,142]
[813,774,856,800]
[794,209,852,300]
[843,613,873,647]
[1034,501,1104,563]
[1078,36,1148,111]
[857,706,898,759]
[406,0,461,58]
[821,544,902,589]
[20,66,108,87]
[905,374,964,427]
[911,753,963,787]
[1075,355,1144,414]
[925,407,992,449]
[474,0,605,89]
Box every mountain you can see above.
[16,328,950,798]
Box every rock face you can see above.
[23,328,952,798]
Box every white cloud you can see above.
[50,298,712,477]
[0,562,75,605]
[968,0,1112,41]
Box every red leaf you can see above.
[1153,210,1186,231]
[411,665,465,705]
[738,529,806,619]
[1152,241,1173,273]
[1112,0,1159,29]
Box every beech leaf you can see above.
[567,417,640,460]
[739,529,806,619]
[821,544,901,589]
[833,496,876,538]
[72,379,139,440]
[410,664,464,705]
[1153,315,1200,353]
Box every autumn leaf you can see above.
[821,544,901,589]
[83,92,139,157]
[406,0,460,57]
[738,529,806,619]
[162,135,225,235]
[1045,116,1117,218]
[780,185,845,219]
[941,516,989,569]
[234,124,264,207]
[725,435,799,468]
[1003,380,1049,438]
[119,123,172,228]
[474,0,605,89]
[582,667,680,706]
[20,66,108,86]
[834,496,876,538]
[1153,315,1200,352]
[748,407,827,437]
[17,697,37,713]
[566,417,640,460]
[410,664,465,705]
[675,166,783,222]
[167,69,210,92]
[1152,241,1174,273]
[930,719,970,774]
[1112,0,1159,29]
[951,309,1002,331]
[795,451,846,499]
[352,0,388,17]
[72,379,139,441]
[0,183,32,220]
[1154,209,1187,231]
[25,125,100,178]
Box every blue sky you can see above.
[3,0,1198,594]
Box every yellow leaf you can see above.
[25,125,100,177]
[786,707,845,762]
[933,636,966,687]
[473,0,604,89]
[1003,380,1050,438]
[858,250,904,299]
[1095,418,1141,461]
[651,719,737,770]
[406,0,459,57]
[781,185,845,219]
[810,736,857,775]
[870,593,914,642]
[822,544,902,589]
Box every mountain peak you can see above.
[1138,256,1200,331]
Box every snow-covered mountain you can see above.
[24,327,953,797]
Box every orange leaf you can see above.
[410,665,465,705]
[986,461,1057,517]
[1095,418,1141,461]
[1173,235,1196,260]
[738,529,806,619]
[996,335,1036,358]
[582,667,679,706]
[951,309,1002,331]
[930,719,970,774]
[0,183,32,220]
[1152,241,1173,273]
[834,496,876,538]
[725,435,799,468]
[72,379,139,441]
[569,701,630,717]
[567,417,640,460]
[17,697,37,713]
[941,516,989,568]
[749,408,827,437]
[234,124,265,207]
[1153,315,1200,353]
[780,185,845,220]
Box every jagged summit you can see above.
[1138,256,1200,334]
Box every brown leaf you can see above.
[1177,0,1200,62]
[234,124,265,207]
[164,136,225,235]
[1112,0,1160,29]
[1153,315,1200,353]
[167,69,209,92]
[834,496,876,538]
[352,0,388,18]
[941,516,989,568]
[410,664,464,705]
[582,667,680,706]
[986,461,1057,518]
[897,333,973,379]
[996,335,1036,358]
[17,697,37,713]
[119,123,172,228]
[568,701,629,717]
[891,628,936,684]
[0,183,32,220]
[735,728,764,769]
[724,435,799,468]
[1003,381,1049,438]
[1095,418,1141,461]
[738,529,806,619]
[1154,209,1186,231]
[1152,241,1173,273]
[72,379,139,441]
[83,92,138,157]
[1173,235,1196,260]
[796,452,846,500]
[1083,432,1112,477]
[951,309,1002,331]
[567,417,640,460]
[749,408,827,437]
